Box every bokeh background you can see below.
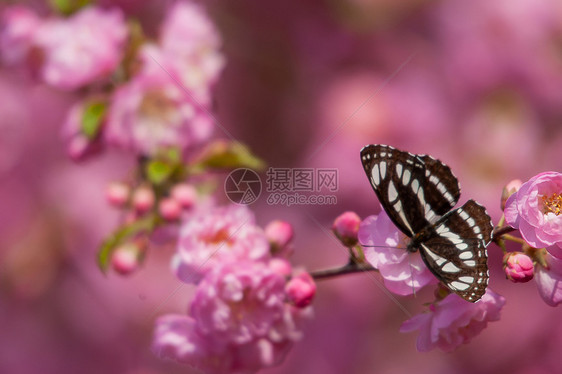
[2,0,562,373]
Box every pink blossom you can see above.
[171,183,198,209]
[0,6,41,65]
[358,210,437,295]
[285,271,316,308]
[111,242,141,275]
[152,315,231,372]
[131,186,155,213]
[105,69,214,156]
[505,172,562,253]
[504,252,534,283]
[105,182,130,208]
[159,197,182,221]
[264,220,294,257]
[34,7,128,89]
[268,258,293,277]
[501,179,522,210]
[332,211,361,247]
[154,261,310,373]
[400,290,506,352]
[139,1,225,104]
[173,205,270,284]
[535,251,562,307]
[159,2,224,93]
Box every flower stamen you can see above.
[541,193,562,216]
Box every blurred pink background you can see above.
[2,0,562,373]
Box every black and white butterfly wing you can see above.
[417,200,493,302]
[360,144,460,237]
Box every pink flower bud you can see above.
[159,197,182,221]
[132,186,155,213]
[67,134,90,160]
[501,179,522,210]
[504,252,534,283]
[265,220,294,256]
[106,182,130,207]
[111,243,141,275]
[332,211,361,247]
[268,258,292,276]
[285,271,316,308]
[171,183,197,209]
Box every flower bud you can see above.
[106,181,130,207]
[265,220,294,256]
[504,252,534,283]
[159,197,182,221]
[285,271,316,308]
[332,211,361,247]
[171,183,198,209]
[111,242,141,275]
[67,134,90,160]
[501,179,522,210]
[132,186,155,213]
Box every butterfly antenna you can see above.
[359,242,409,250]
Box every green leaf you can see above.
[81,101,106,139]
[197,140,266,171]
[50,0,92,15]
[146,160,174,185]
[97,214,158,273]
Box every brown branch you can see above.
[311,226,516,281]
[310,261,377,280]
[493,225,515,238]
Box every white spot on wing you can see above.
[450,281,470,291]
[459,251,473,259]
[421,245,446,266]
[442,262,461,273]
[395,163,403,177]
[402,169,411,185]
[380,161,386,179]
[411,179,419,194]
[456,243,468,250]
[371,164,380,185]
[393,200,414,234]
[388,181,398,202]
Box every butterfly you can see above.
[360,144,493,302]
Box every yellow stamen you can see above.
[541,193,562,216]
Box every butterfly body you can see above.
[360,144,493,302]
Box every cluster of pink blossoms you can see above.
[503,172,562,306]
[2,4,317,371]
[350,171,562,352]
[154,204,315,373]
[0,2,221,160]
[353,208,506,352]
[106,1,222,157]
[2,3,318,371]
[1,6,128,88]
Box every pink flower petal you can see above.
[535,253,562,306]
